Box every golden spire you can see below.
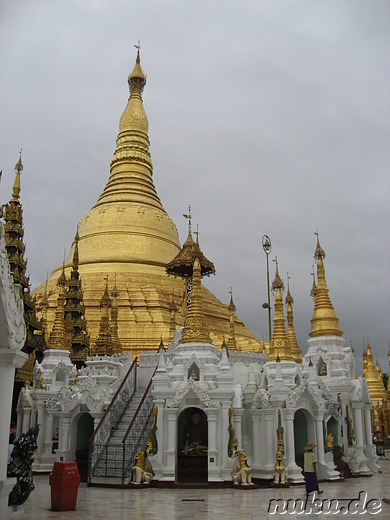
[268,258,293,361]
[364,342,386,401]
[180,257,211,344]
[309,232,342,338]
[94,45,158,209]
[227,288,238,351]
[362,346,367,378]
[285,274,302,363]
[48,264,68,350]
[13,150,23,200]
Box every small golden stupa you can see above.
[33,49,261,355]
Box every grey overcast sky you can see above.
[1,1,389,373]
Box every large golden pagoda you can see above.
[33,50,261,355]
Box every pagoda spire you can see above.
[364,342,386,402]
[64,229,90,366]
[180,256,211,344]
[309,233,342,338]
[12,150,23,200]
[94,277,113,355]
[285,274,302,363]
[362,346,367,378]
[227,288,238,351]
[94,45,162,210]
[48,265,68,351]
[3,152,45,379]
[268,259,293,362]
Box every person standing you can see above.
[303,442,323,497]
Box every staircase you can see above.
[88,360,156,485]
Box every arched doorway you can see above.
[294,409,315,471]
[326,416,338,447]
[75,413,94,482]
[177,407,208,484]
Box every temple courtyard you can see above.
[11,454,390,519]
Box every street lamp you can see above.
[262,235,272,344]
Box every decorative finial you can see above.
[314,230,326,259]
[182,205,192,234]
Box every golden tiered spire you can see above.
[180,257,211,344]
[4,153,46,376]
[362,347,367,378]
[268,259,293,362]
[309,233,342,338]
[94,277,113,355]
[227,288,238,351]
[364,343,386,402]
[48,265,68,351]
[285,275,302,363]
[65,229,90,366]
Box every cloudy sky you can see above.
[1,1,389,373]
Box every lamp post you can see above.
[262,235,272,344]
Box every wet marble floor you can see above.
[9,456,390,519]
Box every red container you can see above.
[49,461,81,511]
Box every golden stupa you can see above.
[33,50,261,355]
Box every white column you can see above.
[233,408,244,449]
[0,348,27,519]
[35,397,45,457]
[283,409,296,468]
[251,411,261,465]
[363,406,373,445]
[353,404,364,446]
[58,415,71,457]
[207,408,219,480]
[264,409,276,469]
[165,408,177,479]
[314,413,326,464]
[43,413,54,455]
[283,408,304,482]
[22,409,31,433]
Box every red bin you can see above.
[49,461,81,511]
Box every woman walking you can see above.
[303,442,323,497]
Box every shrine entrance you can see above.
[294,408,315,471]
[176,407,208,483]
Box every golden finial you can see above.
[314,230,326,259]
[128,42,146,95]
[228,287,236,313]
[182,205,192,235]
[271,257,284,291]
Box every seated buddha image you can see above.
[184,412,208,456]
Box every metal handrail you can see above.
[120,366,157,483]
[89,357,137,445]
[88,357,137,483]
